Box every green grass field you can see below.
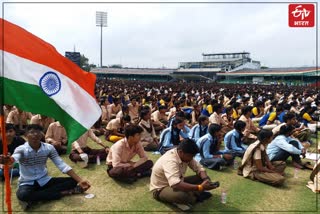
[1,134,319,213]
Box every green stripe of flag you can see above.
[2,77,87,151]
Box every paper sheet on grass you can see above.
[305,152,319,161]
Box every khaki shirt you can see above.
[30,114,54,132]
[6,109,32,126]
[242,143,264,177]
[139,119,156,145]
[150,148,205,192]
[101,105,109,122]
[108,103,121,116]
[4,106,16,122]
[116,111,123,119]
[106,118,121,131]
[106,138,146,168]
[151,110,167,124]
[72,129,102,149]
[239,115,259,134]
[45,121,67,145]
[128,103,140,120]
[272,123,286,135]
[209,112,227,126]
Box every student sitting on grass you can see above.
[267,125,309,169]
[69,129,109,168]
[138,107,158,151]
[0,123,25,180]
[106,124,153,184]
[0,124,90,210]
[224,120,248,158]
[189,115,209,143]
[150,139,219,211]
[195,124,233,170]
[238,129,286,186]
[158,118,189,155]
[45,121,68,155]
[105,115,131,143]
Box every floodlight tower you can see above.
[96,11,107,68]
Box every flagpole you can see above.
[1,18,13,214]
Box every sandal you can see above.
[302,162,314,170]
[71,185,85,194]
[310,162,320,181]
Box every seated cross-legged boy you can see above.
[106,124,153,184]
[0,124,90,210]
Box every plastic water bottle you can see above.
[233,160,239,170]
[294,167,299,179]
[221,190,227,204]
[96,155,101,165]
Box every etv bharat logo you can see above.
[289,4,314,27]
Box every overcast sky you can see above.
[2,0,319,68]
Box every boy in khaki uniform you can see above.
[239,129,286,186]
[150,139,218,211]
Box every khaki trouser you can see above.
[252,161,286,186]
[154,175,203,205]
[292,129,311,142]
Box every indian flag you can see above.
[0,18,102,145]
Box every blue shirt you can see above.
[259,113,270,127]
[159,126,189,150]
[224,129,248,152]
[278,111,287,123]
[195,133,228,162]
[189,124,208,142]
[12,142,72,187]
[267,135,303,161]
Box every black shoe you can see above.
[196,191,212,202]
[70,185,85,194]
[19,200,32,211]
[138,170,152,178]
[117,177,137,184]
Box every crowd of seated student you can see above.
[1,80,320,211]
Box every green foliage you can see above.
[80,54,96,72]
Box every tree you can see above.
[80,54,96,72]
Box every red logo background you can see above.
[289,4,314,27]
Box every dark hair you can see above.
[279,125,295,136]
[234,120,246,131]
[172,118,184,127]
[122,115,131,122]
[140,108,150,119]
[198,115,208,124]
[213,103,223,112]
[208,123,222,136]
[255,100,264,107]
[26,124,43,132]
[158,105,167,111]
[177,138,199,155]
[283,103,291,111]
[242,106,253,115]
[276,105,283,113]
[124,124,143,138]
[232,102,241,109]
[175,111,185,119]
[257,129,273,141]
[5,123,15,131]
[283,112,296,122]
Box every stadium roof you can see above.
[202,52,250,56]
[217,67,319,77]
[92,68,174,76]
